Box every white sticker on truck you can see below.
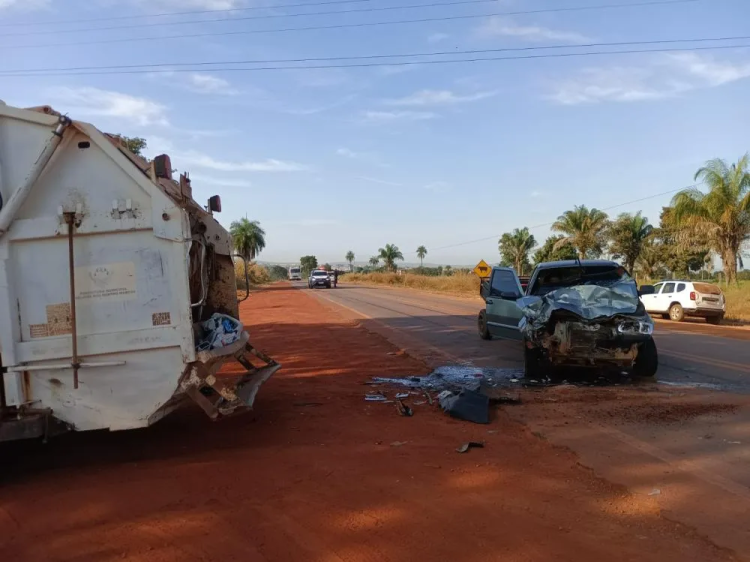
[75,262,137,301]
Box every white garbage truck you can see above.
[0,102,280,442]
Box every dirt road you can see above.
[0,284,741,561]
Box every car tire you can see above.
[478,310,491,340]
[706,314,724,325]
[524,345,547,380]
[633,338,658,378]
[668,303,684,322]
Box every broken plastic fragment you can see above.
[456,441,485,453]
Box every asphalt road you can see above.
[305,282,750,392]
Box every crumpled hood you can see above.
[519,278,643,336]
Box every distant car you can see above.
[640,280,725,324]
[308,269,331,289]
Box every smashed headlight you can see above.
[617,321,653,336]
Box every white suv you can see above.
[640,280,726,324]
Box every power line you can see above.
[0,0,711,51]
[0,0,375,28]
[1,34,746,75]
[2,0,504,37]
[415,187,690,255]
[1,43,747,77]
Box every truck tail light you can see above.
[690,291,696,301]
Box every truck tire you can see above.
[524,345,547,380]
[478,310,491,340]
[706,314,724,325]
[669,303,684,322]
[633,338,658,378]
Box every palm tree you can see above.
[635,239,661,281]
[368,256,380,269]
[498,227,536,275]
[378,244,404,272]
[345,250,355,271]
[416,245,428,268]
[552,205,609,259]
[608,212,653,273]
[672,154,750,285]
[230,219,266,261]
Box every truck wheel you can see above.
[478,310,491,340]
[633,338,658,378]
[524,345,547,380]
[706,314,723,325]
[669,303,684,322]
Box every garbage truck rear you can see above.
[0,102,280,442]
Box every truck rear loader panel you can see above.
[0,102,278,440]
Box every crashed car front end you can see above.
[519,280,654,369]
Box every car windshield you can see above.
[312,271,329,277]
[532,265,635,296]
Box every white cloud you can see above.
[357,176,403,187]
[180,152,307,172]
[361,110,437,123]
[47,87,169,126]
[427,32,450,44]
[385,89,497,106]
[336,148,359,158]
[424,181,450,193]
[476,17,590,43]
[550,53,750,105]
[184,73,239,95]
[0,0,49,10]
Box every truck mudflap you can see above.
[180,331,281,420]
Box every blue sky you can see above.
[2,0,749,266]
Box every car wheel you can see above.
[706,314,724,325]
[669,303,684,322]
[633,338,658,378]
[524,345,547,380]
[478,310,491,340]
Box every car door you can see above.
[653,282,676,313]
[485,267,524,340]
[641,282,663,312]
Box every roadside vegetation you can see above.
[344,154,750,321]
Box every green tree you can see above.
[368,256,380,269]
[268,265,289,281]
[608,212,654,273]
[121,136,147,156]
[498,227,536,275]
[533,235,577,264]
[672,154,750,284]
[378,244,404,272]
[655,207,708,277]
[635,239,662,281]
[443,265,453,276]
[552,205,609,259]
[230,219,266,262]
[300,255,318,275]
[345,251,355,271]
[416,245,428,268]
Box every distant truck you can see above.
[0,102,280,442]
[288,266,302,281]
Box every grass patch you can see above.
[235,261,271,289]
[723,281,750,323]
[343,271,481,297]
[344,273,750,322]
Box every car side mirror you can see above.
[639,285,655,296]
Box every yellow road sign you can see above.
[473,260,492,278]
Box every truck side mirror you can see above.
[208,195,222,213]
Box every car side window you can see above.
[662,282,676,294]
[652,283,663,294]
[676,283,686,293]
[490,270,520,297]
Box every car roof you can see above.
[534,259,619,270]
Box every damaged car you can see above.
[478,260,658,379]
